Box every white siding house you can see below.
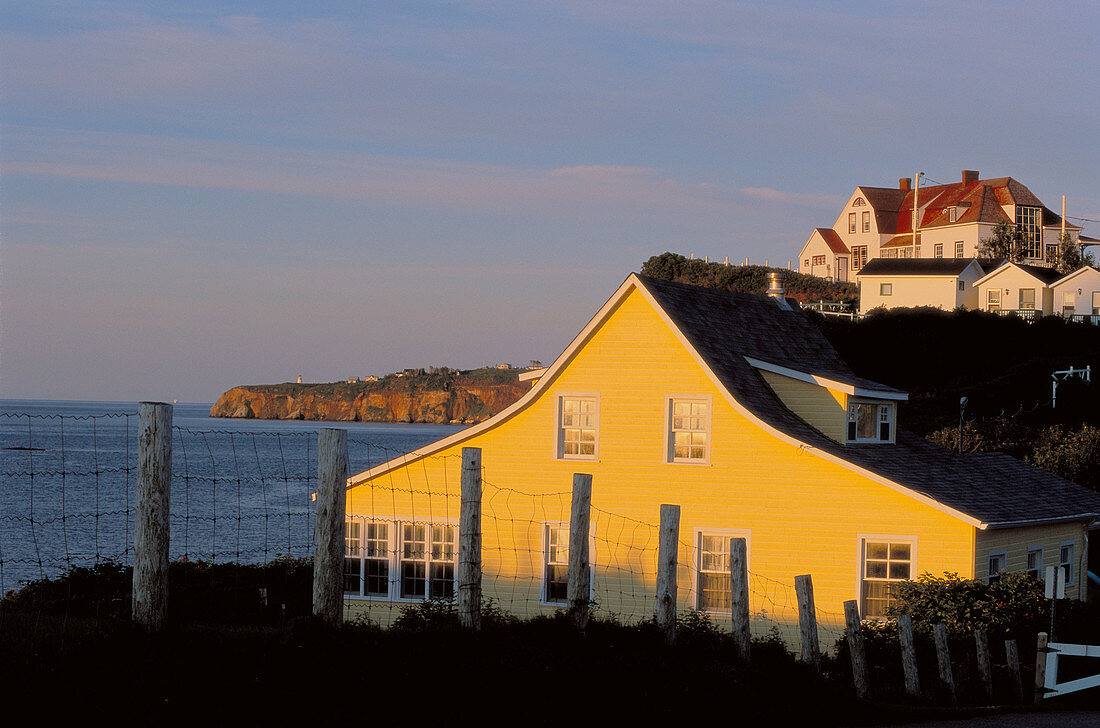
[856,259,986,314]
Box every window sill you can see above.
[554,457,600,463]
[665,459,710,466]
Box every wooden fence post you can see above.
[458,447,482,630]
[568,473,592,631]
[843,600,870,700]
[133,402,172,631]
[655,504,680,644]
[794,574,820,672]
[313,428,347,626]
[730,538,751,663]
[1034,631,1048,705]
[1006,639,1024,702]
[933,623,957,707]
[897,614,921,699]
[975,629,994,702]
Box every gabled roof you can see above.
[1051,265,1100,289]
[350,274,1100,528]
[974,261,1065,287]
[855,258,984,277]
[815,228,849,255]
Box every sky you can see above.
[2,1,1098,403]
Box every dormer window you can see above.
[948,207,957,223]
[847,401,893,443]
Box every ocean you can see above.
[0,399,465,593]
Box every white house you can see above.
[798,170,1093,280]
[856,259,986,314]
[973,262,1064,318]
[1051,266,1100,321]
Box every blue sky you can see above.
[2,1,1097,402]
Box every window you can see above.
[344,520,392,598]
[958,280,966,292]
[1046,244,1059,262]
[853,197,866,206]
[558,395,597,459]
[811,255,826,266]
[1093,292,1100,315]
[803,259,810,268]
[987,289,1001,310]
[852,246,868,270]
[542,522,594,604]
[400,522,456,600]
[1059,543,1075,586]
[1027,547,1043,580]
[861,539,913,618]
[934,243,943,258]
[862,211,871,233]
[988,551,1007,584]
[955,242,964,258]
[344,518,456,600]
[880,283,893,296]
[948,207,957,223]
[900,248,912,259]
[1019,288,1036,310]
[849,213,856,234]
[914,245,921,258]
[1016,206,1042,259]
[848,401,892,442]
[695,531,748,614]
[544,523,569,603]
[667,398,709,462]
[882,249,898,259]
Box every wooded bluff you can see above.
[210,367,532,424]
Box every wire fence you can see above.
[1,408,847,649]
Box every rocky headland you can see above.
[210,367,534,424]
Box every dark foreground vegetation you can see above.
[3,561,1098,723]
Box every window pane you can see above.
[400,561,426,598]
[429,562,455,599]
[866,542,888,560]
[857,404,876,439]
[698,572,731,613]
[889,543,910,560]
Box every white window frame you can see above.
[555,393,599,461]
[987,289,1001,310]
[540,521,596,606]
[934,243,943,258]
[858,535,916,619]
[343,516,458,602]
[955,241,964,258]
[693,528,751,616]
[880,283,893,296]
[664,395,711,465]
[1059,542,1076,587]
[1019,288,1036,310]
[847,400,894,443]
[344,518,396,600]
[987,550,1007,584]
[1027,546,1043,581]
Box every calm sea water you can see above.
[0,399,465,593]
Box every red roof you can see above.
[861,175,1073,236]
[815,227,850,255]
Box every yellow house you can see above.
[342,274,1100,633]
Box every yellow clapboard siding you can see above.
[976,523,1085,600]
[346,285,1008,631]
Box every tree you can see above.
[1052,233,1096,274]
[977,221,1027,262]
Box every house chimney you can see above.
[899,177,911,191]
[961,170,979,186]
[767,271,791,310]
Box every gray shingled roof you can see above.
[857,258,983,276]
[636,274,1100,527]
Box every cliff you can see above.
[210,367,534,424]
